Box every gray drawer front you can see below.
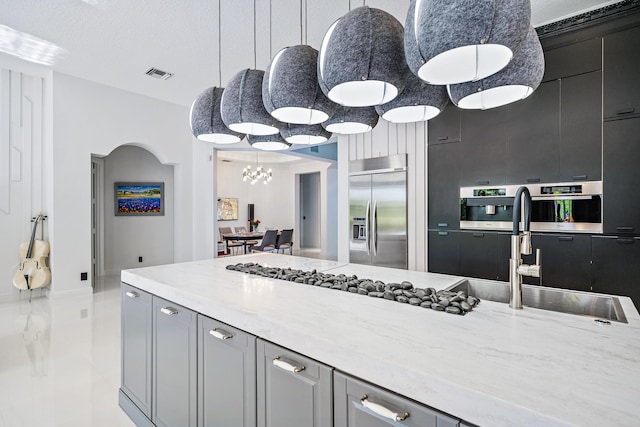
[334,371,460,427]
[198,314,257,427]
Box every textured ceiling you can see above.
[0,0,623,109]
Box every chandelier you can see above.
[242,153,272,185]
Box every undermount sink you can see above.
[446,279,627,323]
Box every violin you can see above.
[13,214,51,290]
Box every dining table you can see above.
[222,232,264,254]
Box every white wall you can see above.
[51,72,193,295]
[102,145,174,275]
[0,59,52,302]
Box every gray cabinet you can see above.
[459,232,498,280]
[198,315,257,427]
[428,142,460,229]
[559,71,602,182]
[428,231,460,276]
[603,117,640,234]
[592,236,640,311]
[334,371,460,427]
[604,26,640,120]
[505,80,560,184]
[460,107,507,186]
[428,104,460,145]
[522,234,591,291]
[121,283,153,419]
[543,37,602,82]
[152,296,197,427]
[257,339,333,427]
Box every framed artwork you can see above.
[115,182,164,216]
[217,197,238,221]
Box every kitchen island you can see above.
[121,253,640,427]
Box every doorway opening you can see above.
[91,157,104,288]
[299,172,321,255]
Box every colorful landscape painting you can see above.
[115,182,164,216]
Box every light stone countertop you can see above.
[121,253,640,427]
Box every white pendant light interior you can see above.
[380,105,442,123]
[327,81,399,107]
[324,121,373,134]
[417,45,513,85]
[252,141,291,151]
[285,134,329,145]
[455,85,534,110]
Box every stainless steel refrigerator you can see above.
[349,154,407,269]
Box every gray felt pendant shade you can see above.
[247,133,292,151]
[281,123,332,145]
[221,69,284,135]
[405,0,531,85]
[448,26,544,110]
[375,73,448,123]
[189,87,245,143]
[322,105,379,134]
[318,6,409,107]
[263,45,337,125]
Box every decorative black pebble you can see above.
[225,263,481,316]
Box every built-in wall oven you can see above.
[460,181,603,233]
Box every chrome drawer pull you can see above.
[209,328,233,340]
[125,291,139,298]
[272,357,305,373]
[360,395,409,422]
[160,307,178,316]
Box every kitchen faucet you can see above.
[509,186,542,309]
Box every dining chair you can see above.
[251,229,278,253]
[275,229,294,254]
[234,226,259,251]
[219,227,243,255]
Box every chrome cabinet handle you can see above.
[209,328,233,340]
[360,395,409,422]
[365,200,371,256]
[160,307,178,316]
[272,357,305,373]
[125,291,139,298]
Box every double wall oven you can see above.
[460,181,603,233]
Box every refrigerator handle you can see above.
[365,200,371,255]
[372,200,378,256]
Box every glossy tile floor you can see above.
[0,276,134,427]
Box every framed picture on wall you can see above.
[217,197,238,221]
[114,182,164,216]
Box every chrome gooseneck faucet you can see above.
[509,186,542,309]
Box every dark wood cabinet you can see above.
[505,80,560,184]
[460,108,507,186]
[604,26,640,120]
[428,142,460,229]
[428,231,460,275]
[543,37,602,82]
[459,232,498,280]
[592,236,640,310]
[603,117,640,234]
[522,234,591,291]
[559,71,602,182]
[428,104,461,145]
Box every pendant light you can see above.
[263,45,337,124]
[375,73,448,123]
[448,26,544,110]
[243,152,273,185]
[404,0,531,85]
[190,87,244,143]
[188,1,244,143]
[247,133,292,151]
[322,106,379,134]
[318,6,409,107]
[221,69,284,136]
[281,124,332,145]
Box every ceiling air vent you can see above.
[145,67,173,80]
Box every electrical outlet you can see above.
[138,256,143,263]
[80,272,88,281]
